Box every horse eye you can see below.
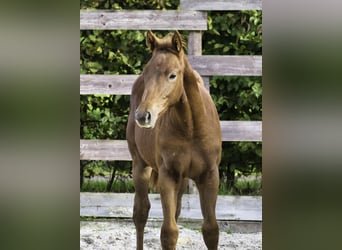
[168,73,177,80]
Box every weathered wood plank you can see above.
[80,74,136,95]
[187,31,212,90]
[80,140,132,161]
[80,55,262,95]
[80,121,262,161]
[188,31,202,56]
[80,193,262,221]
[80,10,207,30]
[180,0,262,10]
[188,55,262,76]
[221,121,262,141]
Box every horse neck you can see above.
[181,58,207,128]
[163,62,194,136]
[162,56,207,136]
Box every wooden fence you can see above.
[80,0,262,161]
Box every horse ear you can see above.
[172,31,183,53]
[146,30,156,52]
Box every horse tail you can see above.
[149,169,159,192]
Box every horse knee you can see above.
[133,197,150,228]
[202,220,219,250]
[160,223,179,250]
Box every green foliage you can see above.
[82,160,129,178]
[211,76,262,120]
[81,161,133,192]
[81,180,134,193]
[80,30,149,74]
[83,161,110,178]
[80,94,128,139]
[204,11,262,55]
[80,1,262,194]
[80,0,179,10]
[219,172,262,196]
[203,11,262,187]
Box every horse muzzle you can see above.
[135,109,153,128]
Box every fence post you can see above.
[187,31,210,90]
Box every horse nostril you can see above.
[145,111,151,123]
[135,109,152,126]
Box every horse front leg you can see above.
[175,177,188,221]
[132,161,152,250]
[159,167,179,250]
[196,167,220,250]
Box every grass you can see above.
[81,176,261,195]
[219,174,262,196]
[81,180,135,193]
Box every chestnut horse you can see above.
[126,31,222,250]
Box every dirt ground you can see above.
[80,220,262,250]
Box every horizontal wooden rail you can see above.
[80,193,262,221]
[80,56,262,95]
[80,10,207,30]
[80,139,131,161]
[80,74,136,95]
[188,55,262,76]
[80,121,262,161]
[180,0,262,11]
[221,121,262,141]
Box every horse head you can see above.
[135,30,186,129]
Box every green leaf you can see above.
[96,46,102,54]
[89,35,96,42]
[108,51,115,60]
[223,46,230,53]
[214,43,224,49]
